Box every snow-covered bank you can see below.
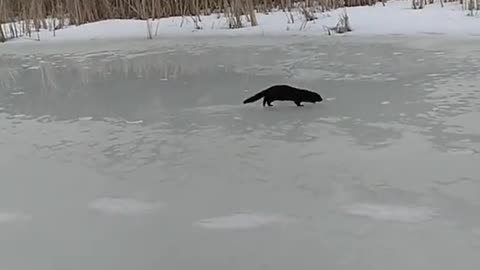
[2,0,480,45]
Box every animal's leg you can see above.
[294,101,304,107]
[264,96,273,106]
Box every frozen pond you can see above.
[1,36,480,269]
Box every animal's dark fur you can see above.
[243,84,323,107]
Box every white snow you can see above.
[2,0,480,44]
[344,203,439,223]
[124,120,144,125]
[444,112,480,135]
[10,91,25,96]
[88,197,164,215]
[0,212,32,224]
[78,116,93,121]
[194,212,293,230]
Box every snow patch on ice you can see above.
[0,211,31,224]
[444,112,480,135]
[89,197,163,215]
[194,212,293,230]
[446,148,476,155]
[125,120,143,125]
[10,91,25,96]
[344,203,438,223]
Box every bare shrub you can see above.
[0,26,6,42]
[245,0,259,26]
[300,3,318,21]
[324,9,352,34]
[466,0,478,15]
[192,15,203,29]
[146,19,153,39]
[225,0,243,29]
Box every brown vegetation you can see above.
[0,0,384,24]
[0,0,386,41]
[412,0,459,9]
[0,0,468,42]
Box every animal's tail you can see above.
[243,89,267,104]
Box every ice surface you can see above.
[0,36,480,270]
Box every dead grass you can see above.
[0,0,387,42]
[0,0,468,42]
[412,0,459,9]
[324,8,352,34]
[0,0,380,27]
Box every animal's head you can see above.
[311,92,323,103]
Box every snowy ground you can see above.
[2,0,480,45]
[1,36,480,269]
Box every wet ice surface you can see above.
[1,36,480,269]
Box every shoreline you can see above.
[1,34,479,56]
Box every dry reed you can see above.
[0,0,468,42]
[412,0,460,8]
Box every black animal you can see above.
[243,84,323,107]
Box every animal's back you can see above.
[267,85,307,100]
[268,84,295,93]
